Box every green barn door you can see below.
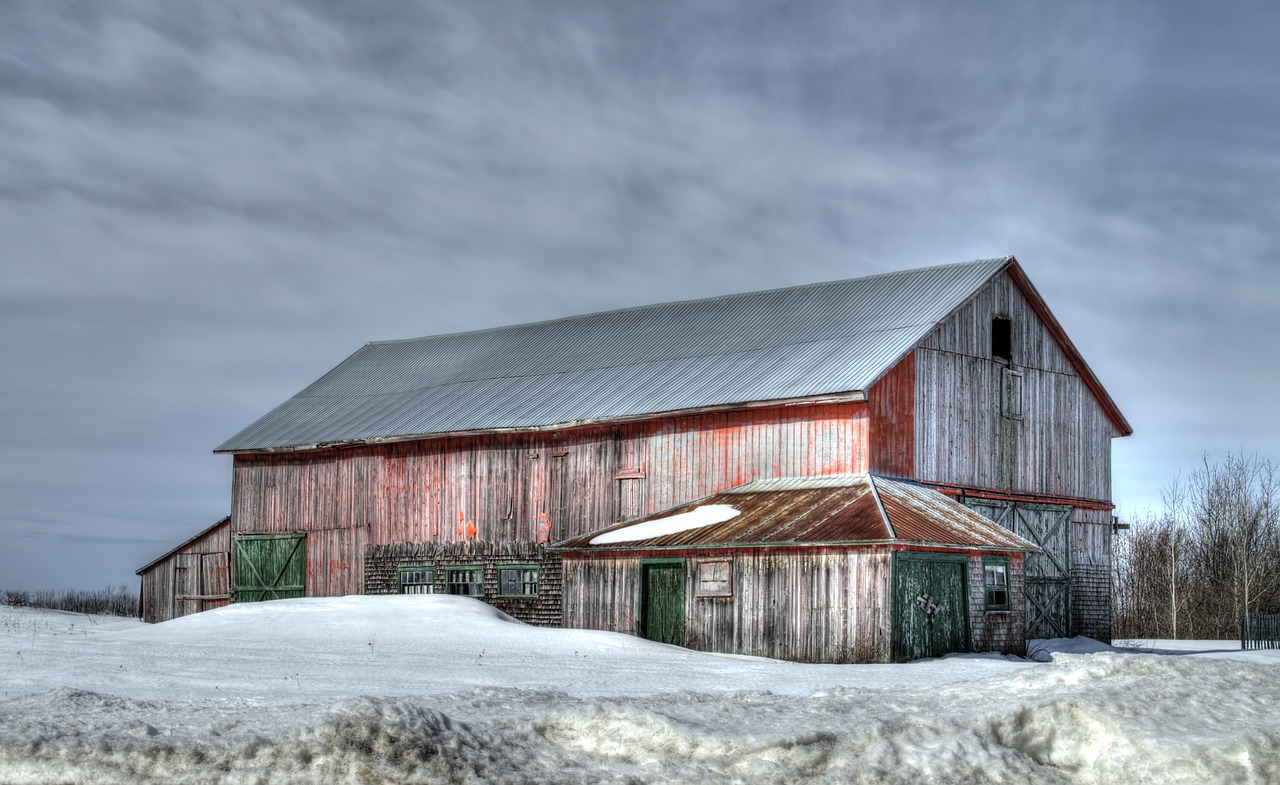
[1013,505,1072,639]
[640,561,685,646]
[234,534,306,602]
[893,553,970,661]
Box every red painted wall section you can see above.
[231,400,870,551]
[868,352,916,479]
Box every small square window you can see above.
[696,560,732,597]
[983,558,1010,611]
[498,566,540,597]
[446,566,484,597]
[399,567,435,594]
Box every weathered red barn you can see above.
[140,256,1130,660]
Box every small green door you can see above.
[640,561,685,646]
[893,553,970,661]
[234,534,306,602]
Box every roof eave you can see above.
[214,390,867,455]
[1004,257,1133,437]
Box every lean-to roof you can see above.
[554,474,1039,552]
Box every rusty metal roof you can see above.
[217,257,1011,453]
[554,475,1038,552]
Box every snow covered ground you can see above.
[1,596,1277,784]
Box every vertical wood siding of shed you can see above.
[231,401,869,557]
[914,271,1118,502]
[562,547,892,664]
[139,520,231,623]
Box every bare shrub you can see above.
[0,584,139,617]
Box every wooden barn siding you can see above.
[914,272,1118,502]
[305,527,367,598]
[868,352,915,479]
[968,551,1026,655]
[139,521,231,623]
[561,547,893,664]
[1072,507,1113,641]
[231,401,869,554]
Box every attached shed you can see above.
[556,475,1038,663]
[136,516,232,623]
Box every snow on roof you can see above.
[589,504,741,545]
[558,474,1038,551]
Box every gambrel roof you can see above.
[217,256,1128,453]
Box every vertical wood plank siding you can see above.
[231,401,869,553]
[868,352,915,478]
[138,519,232,623]
[914,271,1118,502]
[562,547,893,663]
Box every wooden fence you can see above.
[1242,613,1280,650]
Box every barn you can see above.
[140,255,1130,660]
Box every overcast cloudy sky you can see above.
[2,1,1277,591]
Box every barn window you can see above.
[498,566,540,597]
[696,559,732,597]
[398,567,435,594]
[983,557,1010,611]
[992,317,1012,362]
[446,566,484,596]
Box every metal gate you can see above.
[892,553,970,661]
[233,534,306,603]
[639,560,685,646]
[966,501,1072,639]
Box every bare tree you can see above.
[1114,453,1280,640]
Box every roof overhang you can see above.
[215,391,866,455]
[554,474,1040,553]
[1004,257,1133,437]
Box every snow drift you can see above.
[2,596,1278,784]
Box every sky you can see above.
[2,1,1278,591]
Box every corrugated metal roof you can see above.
[554,474,1038,552]
[217,257,1011,452]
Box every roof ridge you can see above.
[365,257,1013,347]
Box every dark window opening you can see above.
[992,317,1012,362]
[984,558,1010,611]
[446,566,484,596]
[498,566,540,597]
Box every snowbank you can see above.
[2,597,1278,784]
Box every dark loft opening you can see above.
[992,317,1012,361]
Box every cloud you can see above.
[1,1,1277,588]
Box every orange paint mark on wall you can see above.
[536,513,553,544]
